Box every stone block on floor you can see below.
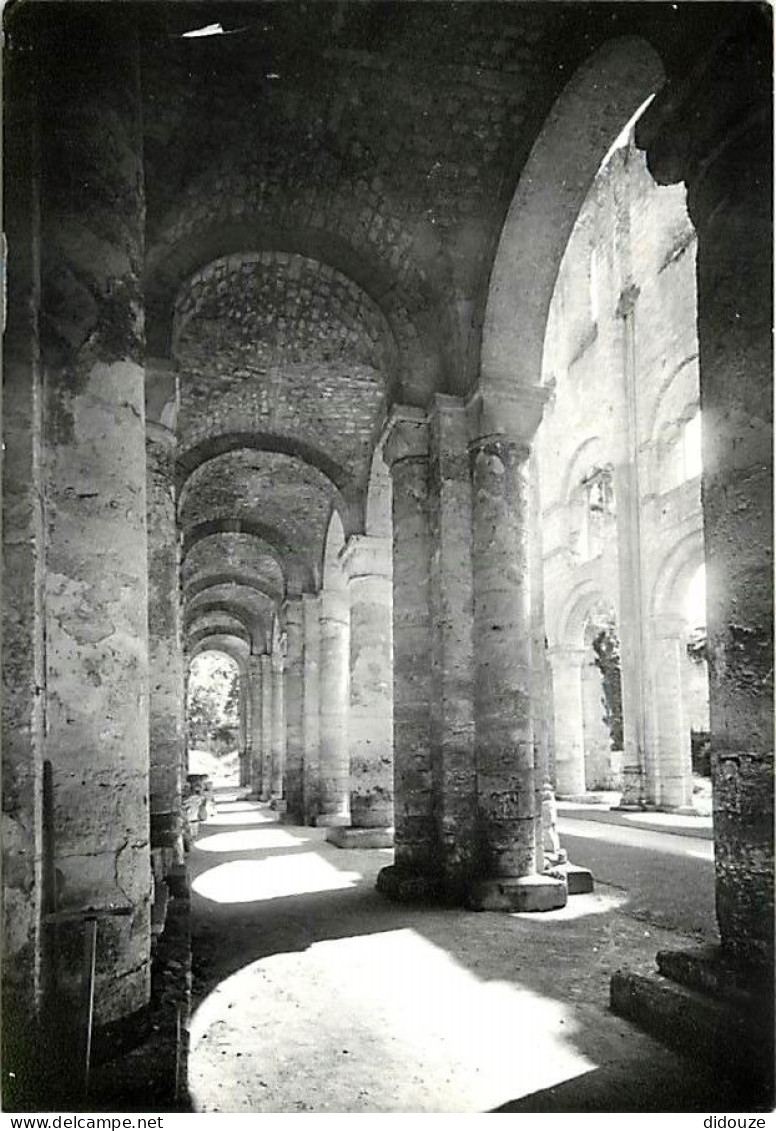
[326,826,394,849]
[610,965,774,1106]
[467,874,568,912]
[547,861,595,895]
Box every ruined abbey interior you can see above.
[2,0,773,1114]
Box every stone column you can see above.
[249,654,264,798]
[637,13,773,971]
[613,285,650,806]
[427,395,477,895]
[2,10,46,1070]
[239,678,251,789]
[260,654,273,801]
[283,599,306,822]
[650,618,692,809]
[548,647,587,797]
[302,594,321,824]
[38,12,151,1024]
[146,362,185,877]
[377,409,438,896]
[327,536,393,848]
[466,387,565,912]
[271,650,286,804]
[317,591,350,827]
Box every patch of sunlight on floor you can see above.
[514,888,627,922]
[623,811,712,830]
[189,927,597,1113]
[191,852,363,903]
[196,828,308,853]
[560,818,713,858]
[206,809,279,827]
[216,801,267,813]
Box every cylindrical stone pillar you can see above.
[38,12,151,1023]
[284,600,306,822]
[146,363,185,877]
[465,388,564,911]
[341,536,394,830]
[271,651,285,802]
[239,675,250,789]
[651,619,691,809]
[302,595,321,824]
[249,654,264,798]
[260,655,273,801]
[548,647,587,797]
[470,434,535,877]
[380,410,436,878]
[317,591,350,827]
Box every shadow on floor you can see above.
[186,797,762,1113]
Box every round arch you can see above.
[554,580,616,650]
[481,37,665,391]
[182,519,315,594]
[185,571,283,608]
[650,525,705,625]
[184,601,265,650]
[190,636,250,671]
[187,621,252,651]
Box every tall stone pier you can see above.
[466,388,565,912]
[302,595,321,823]
[260,654,273,801]
[377,409,437,891]
[317,591,350,827]
[326,537,393,848]
[283,599,306,822]
[249,653,264,798]
[271,649,285,802]
[146,361,185,876]
[38,11,152,1025]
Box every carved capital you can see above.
[381,404,430,469]
[146,356,179,431]
[466,384,550,448]
[339,534,392,581]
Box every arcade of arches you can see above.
[2,1,772,1111]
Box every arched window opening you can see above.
[534,53,702,809]
[187,650,242,787]
[580,466,615,560]
[683,563,711,801]
[582,609,624,792]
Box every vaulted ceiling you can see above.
[138,1,719,661]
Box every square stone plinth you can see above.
[548,861,595,895]
[467,874,568,913]
[326,826,394,849]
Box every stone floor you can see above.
[185,793,759,1114]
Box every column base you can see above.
[270,798,287,813]
[327,825,394,848]
[467,873,568,913]
[611,945,774,1105]
[316,813,351,828]
[376,863,445,903]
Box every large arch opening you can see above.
[486,36,704,813]
[187,650,243,788]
